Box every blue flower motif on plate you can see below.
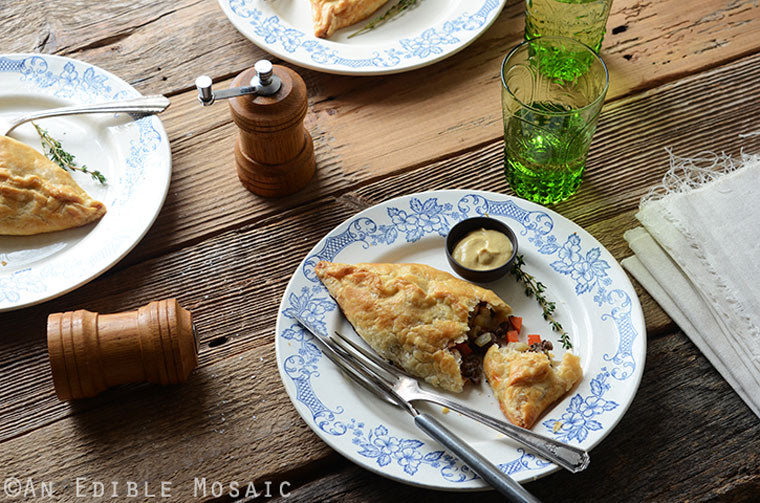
[542,369,619,443]
[547,233,612,295]
[225,0,501,70]
[387,197,461,242]
[0,56,161,190]
[0,55,167,309]
[279,193,641,482]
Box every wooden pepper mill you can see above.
[195,60,315,197]
[47,299,198,401]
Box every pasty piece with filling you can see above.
[314,261,511,392]
[0,135,106,235]
[484,343,582,429]
[309,0,388,38]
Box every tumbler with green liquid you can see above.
[525,0,613,53]
[501,37,608,205]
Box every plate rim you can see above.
[0,52,172,312]
[275,189,647,490]
[217,0,508,76]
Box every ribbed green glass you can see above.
[501,37,608,205]
[525,0,613,53]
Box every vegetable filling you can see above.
[454,304,552,384]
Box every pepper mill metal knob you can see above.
[47,299,199,400]
[195,60,315,197]
[230,63,315,197]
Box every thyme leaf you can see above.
[348,0,418,39]
[33,123,106,184]
[511,254,573,350]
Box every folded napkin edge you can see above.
[638,149,760,213]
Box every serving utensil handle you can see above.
[415,389,589,473]
[414,413,542,503]
[5,95,170,133]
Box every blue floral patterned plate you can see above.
[0,54,171,311]
[276,190,646,490]
[218,0,507,75]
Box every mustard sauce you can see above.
[452,228,513,270]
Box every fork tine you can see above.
[329,332,399,384]
[332,331,413,379]
[308,328,412,411]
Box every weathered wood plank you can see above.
[0,340,336,503]
[4,2,760,266]
[5,51,760,479]
[2,2,760,500]
[6,0,760,102]
[0,142,670,484]
[11,46,760,441]
[0,183,669,445]
[0,200,753,500]
[0,198,354,442]
[121,48,760,266]
[265,332,760,503]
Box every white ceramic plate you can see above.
[218,0,507,75]
[0,54,171,312]
[276,190,646,490]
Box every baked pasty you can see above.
[484,343,582,428]
[0,135,106,235]
[309,0,388,38]
[314,261,511,392]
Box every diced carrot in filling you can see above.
[527,334,542,345]
[458,302,511,384]
[455,342,472,356]
[509,316,522,332]
[507,330,519,343]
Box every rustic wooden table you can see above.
[2,1,760,501]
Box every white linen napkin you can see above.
[621,151,760,418]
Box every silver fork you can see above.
[295,316,541,503]
[328,329,590,473]
[0,95,170,136]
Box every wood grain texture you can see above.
[47,299,197,400]
[231,65,316,197]
[1,340,335,502]
[265,333,760,503]
[117,48,760,268]
[0,183,754,502]
[0,153,669,474]
[3,1,760,502]
[5,0,759,100]
[0,198,355,443]
[4,44,760,458]
[2,2,760,261]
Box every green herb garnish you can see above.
[33,123,106,184]
[348,0,418,39]
[511,254,572,350]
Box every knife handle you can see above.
[415,388,589,473]
[414,413,542,503]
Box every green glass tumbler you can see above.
[501,37,608,205]
[525,0,614,53]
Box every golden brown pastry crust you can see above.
[0,135,106,235]
[484,344,582,429]
[314,261,511,392]
[309,0,388,38]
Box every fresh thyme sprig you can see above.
[511,254,572,350]
[33,123,106,184]
[348,0,418,39]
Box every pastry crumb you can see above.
[553,421,563,432]
[1,261,6,266]
[442,407,450,414]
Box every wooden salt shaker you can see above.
[47,299,198,401]
[195,60,315,197]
